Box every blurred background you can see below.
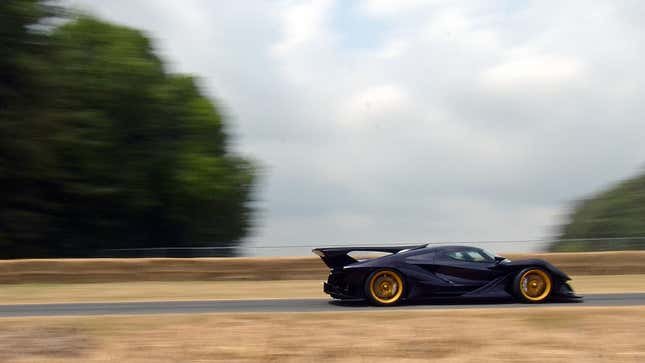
[2,0,645,259]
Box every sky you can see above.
[69,0,645,255]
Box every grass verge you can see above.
[0,306,644,362]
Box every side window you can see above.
[447,249,490,262]
[465,250,487,262]
[447,251,468,261]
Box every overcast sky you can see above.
[70,0,645,254]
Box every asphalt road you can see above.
[0,293,644,317]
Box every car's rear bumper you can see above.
[323,281,360,300]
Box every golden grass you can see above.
[0,274,642,305]
[0,280,325,304]
[570,274,645,294]
[1,306,644,362]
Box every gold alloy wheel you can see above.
[369,270,404,305]
[519,269,552,302]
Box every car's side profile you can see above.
[313,244,581,305]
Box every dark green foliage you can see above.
[0,3,256,257]
[551,172,645,251]
[0,0,61,257]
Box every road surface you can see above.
[0,293,643,317]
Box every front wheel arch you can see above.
[513,267,553,303]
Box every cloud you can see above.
[272,0,334,56]
[339,84,410,127]
[376,39,410,59]
[360,0,438,16]
[481,52,585,90]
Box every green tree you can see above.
[550,171,645,251]
[0,0,61,257]
[1,4,257,257]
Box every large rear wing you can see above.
[312,245,425,269]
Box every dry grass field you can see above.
[0,280,325,304]
[571,274,645,294]
[0,274,643,304]
[0,306,644,362]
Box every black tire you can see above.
[513,267,552,303]
[364,269,405,306]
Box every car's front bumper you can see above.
[552,282,583,301]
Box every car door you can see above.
[432,248,497,293]
[402,249,460,295]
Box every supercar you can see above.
[313,244,581,305]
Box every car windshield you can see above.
[480,248,497,261]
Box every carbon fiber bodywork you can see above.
[313,245,581,302]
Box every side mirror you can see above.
[494,256,506,263]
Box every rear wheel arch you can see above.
[361,267,408,290]
[364,268,407,305]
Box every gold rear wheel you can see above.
[367,270,404,305]
[517,268,552,302]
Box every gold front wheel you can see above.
[515,268,552,303]
[366,269,404,305]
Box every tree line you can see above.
[0,0,256,257]
[550,170,645,251]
